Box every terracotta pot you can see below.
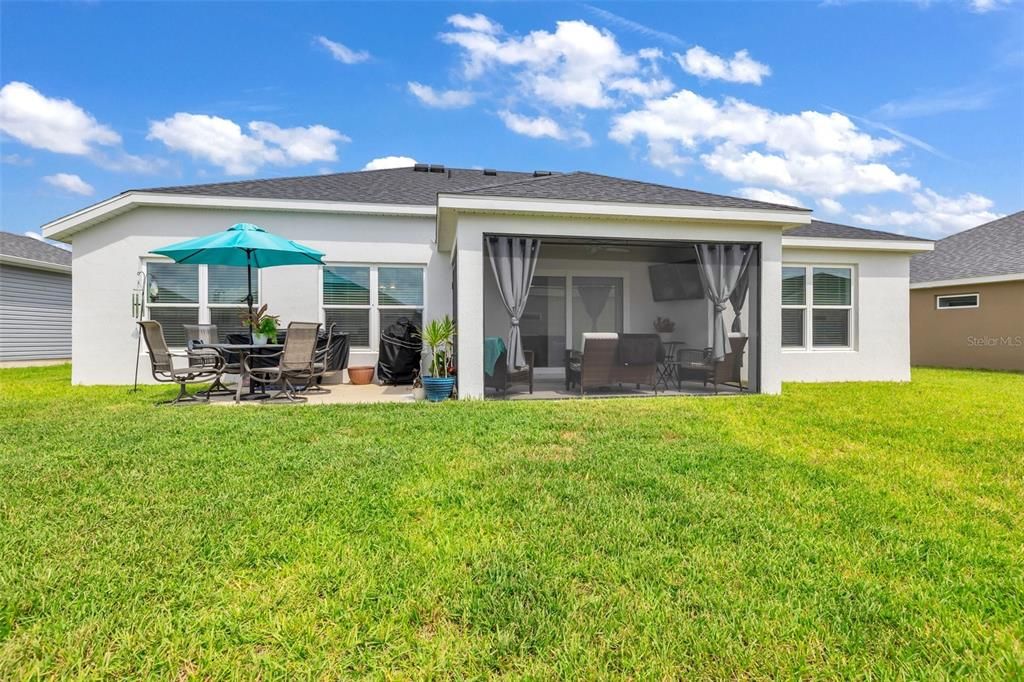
[347,366,375,385]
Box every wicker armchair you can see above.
[183,323,237,395]
[676,336,748,394]
[138,320,224,405]
[485,349,534,396]
[244,321,321,403]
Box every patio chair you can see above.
[300,323,337,395]
[183,323,237,396]
[138,320,225,405]
[485,348,534,396]
[676,336,748,394]
[244,321,321,403]
[565,333,659,396]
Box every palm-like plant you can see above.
[422,315,455,378]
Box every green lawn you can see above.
[1,366,1022,679]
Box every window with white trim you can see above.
[145,261,257,347]
[322,264,424,350]
[936,293,979,309]
[782,265,854,349]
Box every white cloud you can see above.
[498,111,592,145]
[818,198,844,215]
[407,82,475,109]
[315,36,371,64]
[968,0,1012,12]
[610,89,917,198]
[736,187,801,207]
[23,230,71,250]
[447,13,502,34]
[362,155,417,171]
[2,153,32,166]
[147,113,348,175]
[43,172,94,196]
[0,81,120,155]
[873,85,997,119]
[676,46,771,85]
[440,16,669,110]
[853,189,1001,237]
[582,5,687,48]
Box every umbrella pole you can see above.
[246,252,254,344]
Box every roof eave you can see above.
[436,193,812,226]
[782,235,934,253]
[910,272,1024,289]
[0,253,72,273]
[41,191,438,242]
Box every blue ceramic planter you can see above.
[423,376,455,402]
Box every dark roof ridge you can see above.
[442,169,572,196]
[800,219,931,242]
[935,209,1021,242]
[138,166,539,197]
[572,171,810,212]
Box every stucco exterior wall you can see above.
[456,213,783,398]
[69,206,444,385]
[910,280,1024,371]
[779,247,912,382]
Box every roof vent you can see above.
[533,170,552,177]
[483,168,497,176]
[413,163,429,172]
[428,164,446,173]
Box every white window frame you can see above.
[781,263,857,351]
[320,263,426,352]
[143,258,261,347]
[936,293,979,310]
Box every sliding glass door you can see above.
[571,276,624,350]
[521,275,566,367]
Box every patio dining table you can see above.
[194,342,283,403]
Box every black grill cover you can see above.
[377,317,422,385]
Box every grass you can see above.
[1,365,1022,679]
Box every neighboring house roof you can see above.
[788,219,929,242]
[452,171,809,212]
[0,231,71,270]
[139,167,537,205]
[910,211,1024,285]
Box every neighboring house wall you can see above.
[0,264,72,361]
[69,206,446,385]
[779,247,912,383]
[910,280,1024,371]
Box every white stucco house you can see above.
[42,165,932,399]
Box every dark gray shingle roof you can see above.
[140,167,809,213]
[911,211,1024,283]
[0,231,71,266]
[788,219,930,242]
[139,167,535,205]
[453,171,809,211]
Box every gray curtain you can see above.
[695,244,753,361]
[578,283,612,330]
[487,237,541,370]
[729,265,751,334]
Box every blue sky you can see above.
[1,1,1021,241]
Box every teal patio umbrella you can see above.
[150,223,325,340]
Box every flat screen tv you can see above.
[648,262,705,301]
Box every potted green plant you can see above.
[239,304,280,345]
[421,315,456,402]
[653,316,675,343]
